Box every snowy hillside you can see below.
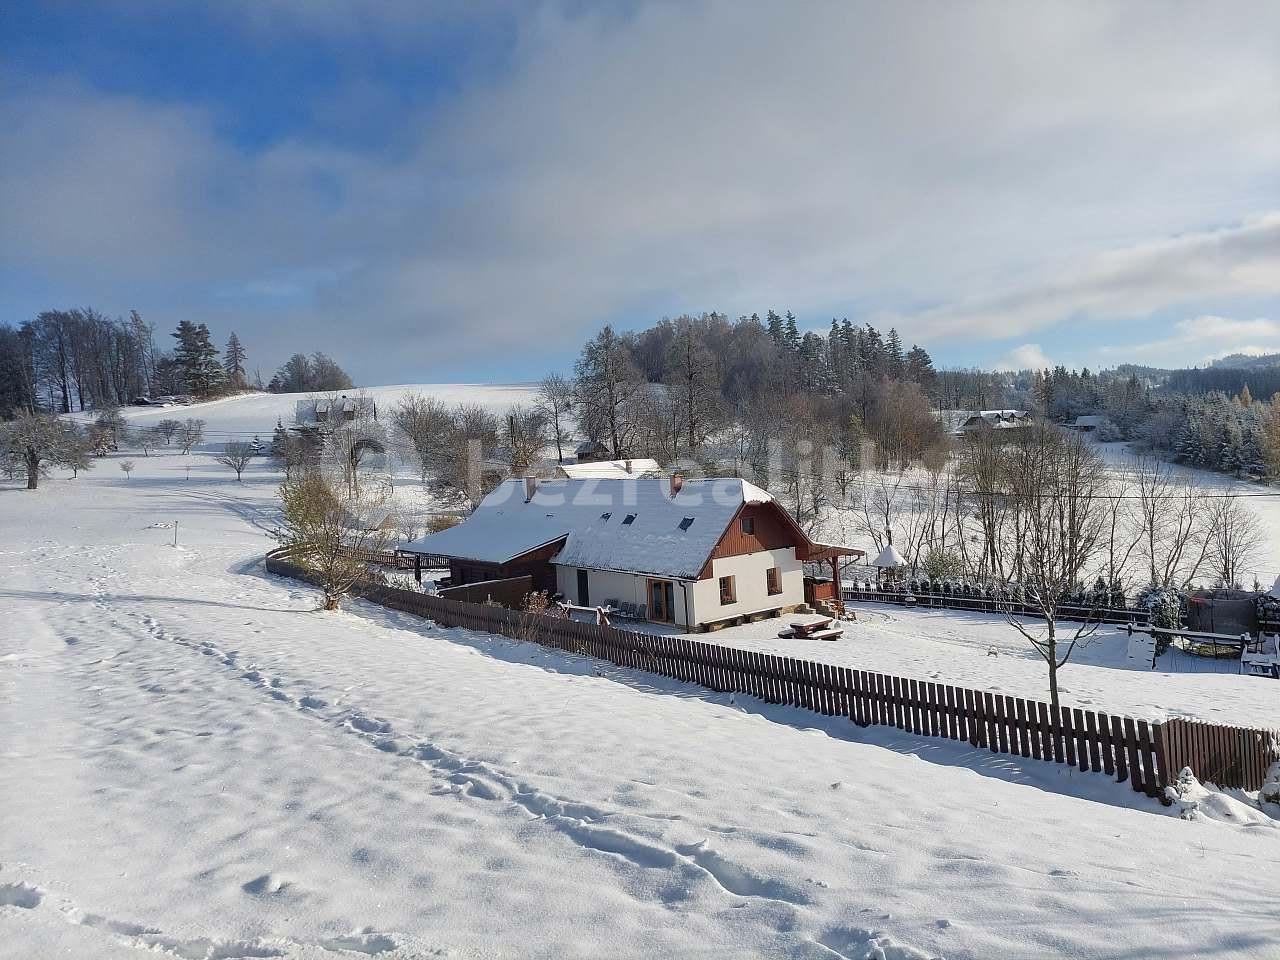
[70,383,539,451]
[2,426,1278,957]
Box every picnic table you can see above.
[778,616,844,641]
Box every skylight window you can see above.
[678,517,694,531]
[601,512,612,521]
[622,514,636,525]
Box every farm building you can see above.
[573,439,610,462]
[399,476,863,630]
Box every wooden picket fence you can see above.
[266,548,1279,796]
[843,584,1145,626]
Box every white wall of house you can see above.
[553,565,692,626]
[689,547,803,626]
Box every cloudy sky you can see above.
[3,1,1278,385]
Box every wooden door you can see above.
[576,569,590,607]
[649,579,674,622]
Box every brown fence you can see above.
[438,576,534,607]
[265,548,1278,796]
[844,585,1144,626]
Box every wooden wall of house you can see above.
[706,503,801,569]
[448,538,564,595]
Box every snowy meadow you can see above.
[2,388,1279,959]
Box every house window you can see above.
[600,512,612,521]
[622,514,636,525]
[741,515,755,535]
[719,575,736,605]
[678,517,694,531]
[766,567,781,595]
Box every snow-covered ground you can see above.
[655,605,1278,730]
[3,399,1279,958]
[1094,441,1280,587]
[69,382,539,453]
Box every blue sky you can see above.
[3,1,1278,385]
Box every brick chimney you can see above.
[524,476,538,503]
[669,473,684,497]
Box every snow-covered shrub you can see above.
[1138,585,1185,654]
[1260,760,1280,807]
[385,572,436,595]
[922,548,965,582]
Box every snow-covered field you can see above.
[670,605,1278,730]
[1094,441,1280,587]
[70,383,539,453]
[3,391,1280,958]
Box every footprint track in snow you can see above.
[126,605,825,916]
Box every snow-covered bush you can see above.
[1260,760,1280,807]
[1140,586,1184,629]
[921,548,965,582]
[385,572,437,595]
[1138,585,1185,654]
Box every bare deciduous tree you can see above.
[1,413,83,489]
[999,425,1106,716]
[1133,456,1210,588]
[1204,494,1264,589]
[177,418,206,455]
[155,418,182,445]
[390,393,452,483]
[503,403,549,476]
[215,441,255,482]
[536,374,575,464]
[119,459,136,480]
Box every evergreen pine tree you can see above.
[270,419,289,458]
[783,311,801,354]
[224,332,248,389]
[171,321,224,396]
[886,328,905,377]
[765,310,784,345]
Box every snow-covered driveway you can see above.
[2,457,1278,958]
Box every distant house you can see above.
[294,395,377,428]
[946,409,1034,438]
[555,458,663,480]
[574,440,610,463]
[1066,415,1116,435]
[291,395,383,466]
[399,476,862,630]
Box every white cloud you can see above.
[900,216,1280,342]
[3,2,1280,380]
[1099,315,1280,368]
[997,344,1053,371]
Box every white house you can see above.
[399,476,862,630]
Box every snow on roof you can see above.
[401,477,778,580]
[557,458,663,480]
[872,543,906,568]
